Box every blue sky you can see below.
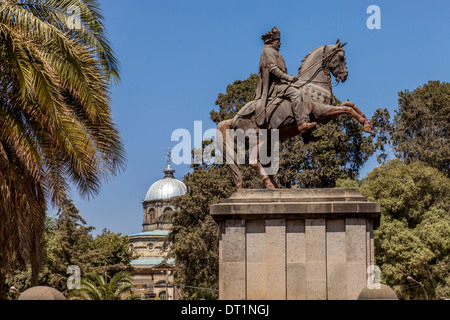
[53,0,450,236]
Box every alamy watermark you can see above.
[367,5,381,30]
[170,121,280,175]
[66,265,81,290]
[66,5,82,30]
[367,265,382,289]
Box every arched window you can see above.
[148,208,156,224]
[158,291,168,300]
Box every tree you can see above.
[0,0,125,295]
[276,112,375,188]
[372,81,450,177]
[88,229,137,276]
[39,199,95,293]
[68,272,134,300]
[4,200,136,298]
[361,160,450,300]
[210,74,259,124]
[169,145,235,300]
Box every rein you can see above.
[296,45,342,89]
[276,45,342,100]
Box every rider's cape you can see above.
[254,46,288,126]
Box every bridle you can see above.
[296,45,345,89]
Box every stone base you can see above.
[210,189,381,300]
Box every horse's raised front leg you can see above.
[323,106,365,125]
[338,101,373,134]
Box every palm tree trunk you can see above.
[30,237,43,288]
[0,270,6,300]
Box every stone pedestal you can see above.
[210,189,381,300]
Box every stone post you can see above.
[210,189,381,300]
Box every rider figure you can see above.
[254,27,317,134]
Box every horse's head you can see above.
[297,39,349,91]
[328,39,348,83]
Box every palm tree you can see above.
[0,0,125,297]
[68,272,135,300]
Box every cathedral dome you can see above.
[144,164,186,201]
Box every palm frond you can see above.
[0,0,125,294]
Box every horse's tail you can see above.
[217,118,243,188]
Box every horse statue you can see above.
[216,40,373,189]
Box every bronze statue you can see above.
[254,27,316,134]
[217,27,373,189]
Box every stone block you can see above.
[305,219,327,300]
[346,218,368,299]
[286,220,306,300]
[246,220,266,300]
[220,220,246,263]
[326,219,347,300]
[219,220,246,300]
[220,261,246,300]
[264,219,286,300]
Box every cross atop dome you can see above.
[165,148,172,168]
[163,148,175,178]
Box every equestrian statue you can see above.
[216,27,373,189]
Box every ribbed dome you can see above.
[144,165,186,201]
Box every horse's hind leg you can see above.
[217,120,243,188]
[250,162,277,189]
[268,175,279,188]
[249,138,277,189]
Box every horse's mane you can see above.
[297,45,324,75]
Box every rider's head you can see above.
[262,27,281,50]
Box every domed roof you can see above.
[144,164,186,201]
[18,286,66,300]
[357,284,398,300]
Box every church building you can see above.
[128,155,186,300]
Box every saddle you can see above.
[233,97,292,130]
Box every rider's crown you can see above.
[261,27,281,44]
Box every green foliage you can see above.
[361,160,450,300]
[38,200,95,293]
[372,81,450,177]
[5,200,136,298]
[277,112,375,188]
[210,74,259,124]
[335,177,362,189]
[68,272,135,300]
[88,229,138,275]
[169,150,235,300]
